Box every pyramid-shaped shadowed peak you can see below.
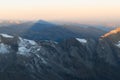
[36,20,54,25]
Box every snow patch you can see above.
[76,38,87,44]
[18,37,37,46]
[116,41,120,48]
[27,40,37,45]
[0,43,10,54]
[0,34,14,38]
[17,37,41,56]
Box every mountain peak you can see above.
[101,27,120,38]
[36,20,52,24]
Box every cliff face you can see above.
[97,28,120,65]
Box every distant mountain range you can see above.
[0,20,112,42]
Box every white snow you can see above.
[116,41,120,48]
[76,38,87,44]
[18,47,30,55]
[0,34,14,38]
[0,43,10,54]
[17,37,41,56]
[37,48,41,51]
[19,37,37,45]
[0,35,41,56]
[26,40,37,45]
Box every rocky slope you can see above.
[0,28,120,80]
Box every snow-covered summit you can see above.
[0,33,41,56]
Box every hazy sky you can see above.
[0,0,120,23]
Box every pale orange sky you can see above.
[0,0,120,24]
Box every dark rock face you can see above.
[0,28,120,80]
